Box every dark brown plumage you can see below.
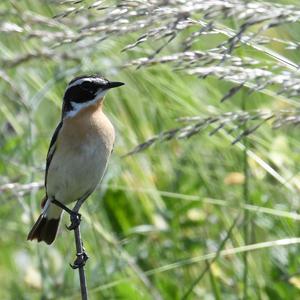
[27,215,60,245]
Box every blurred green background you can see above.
[1,0,300,299]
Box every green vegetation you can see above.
[1,1,300,299]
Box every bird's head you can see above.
[62,74,124,118]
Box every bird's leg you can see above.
[51,198,82,230]
[52,196,89,269]
[66,211,82,230]
[66,193,89,230]
[52,198,74,215]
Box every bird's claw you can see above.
[70,251,89,269]
[66,212,81,230]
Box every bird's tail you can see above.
[27,197,62,245]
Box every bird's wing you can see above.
[45,121,63,187]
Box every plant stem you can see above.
[243,148,249,300]
[52,199,89,299]
[74,224,88,300]
[181,213,241,300]
[242,95,250,300]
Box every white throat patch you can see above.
[65,89,108,118]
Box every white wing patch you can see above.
[41,197,51,216]
[47,143,56,160]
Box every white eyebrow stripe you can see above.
[67,77,107,89]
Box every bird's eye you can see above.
[81,82,94,90]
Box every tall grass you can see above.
[1,0,300,299]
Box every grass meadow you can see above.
[1,0,300,299]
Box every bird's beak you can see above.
[106,81,125,89]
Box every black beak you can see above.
[106,81,125,89]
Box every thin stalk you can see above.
[181,213,241,300]
[52,199,89,300]
[242,94,250,300]
[234,14,252,292]
[207,258,221,300]
[74,225,89,300]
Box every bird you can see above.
[27,74,124,245]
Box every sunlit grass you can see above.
[1,1,300,299]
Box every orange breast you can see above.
[46,99,115,204]
[58,100,115,148]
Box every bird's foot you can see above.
[70,250,89,269]
[66,211,81,230]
